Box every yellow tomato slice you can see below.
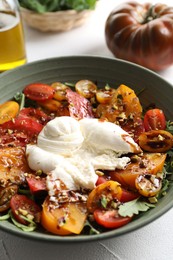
[110,153,167,190]
[135,174,162,197]
[0,101,19,124]
[115,84,143,118]
[41,198,87,235]
[96,88,116,104]
[138,130,173,153]
[96,84,142,123]
[51,82,69,101]
[87,180,122,213]
[75,80,97,99]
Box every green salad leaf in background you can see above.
[19,0,97,13]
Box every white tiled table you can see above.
[1,1,173,259]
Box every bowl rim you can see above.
[2,54,172,82]
[0,55,173,243]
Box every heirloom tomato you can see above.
[41,197,87,235]
[138,130,173,153]
[0,101,19,124]
[87,181,122,213]
[23,83,54,101]
[105,2,173,71]
[143,109,166,131]
[10,194,41,225]
[93,209,132,229]
[110,153,166,191]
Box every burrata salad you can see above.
[0,80,172,236]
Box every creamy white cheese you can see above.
[26,116,140,193]
[79,118,140,154]
[26,145,64,172]
[37,116,84,156]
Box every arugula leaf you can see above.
[83,220,100,235]
[166,121,173,134]
[100,195,108,209]
[0,212,10,221]
[64,82,75,87]
[118,198,155,217]
[156,178,170,199]
[165,149,173,174]
[13,92,25,110]
[11,217,36,232]
[9,210,37,232]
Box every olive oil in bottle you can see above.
[0,3,26,72]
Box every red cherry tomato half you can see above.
[10,194,41,225]
[94,209,132,229]
[26,176,47,195]
[23,83,55,101]
[144,109,166,131]
[120,188,140,203]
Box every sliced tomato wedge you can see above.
[135,174,162,197]
[120,188,140,203]
[41,197,87,235]
[26,175,47,195]
[0,107,50,146]
[23,83,55,101]
[10,194,41,225]
[0,185,18,213]
[66,88,94,120]
[19,107,51,125]
[0,131,30,147]
[144,109,166,131]
[138,130,173,153]
[94,209,132,229]
[0,101,19,124]
[120,117,145,143]
[0,115,43,137]
[87,181,122,213]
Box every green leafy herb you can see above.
[136,87,146,97]
[0,212,10,221]
[156,178,170,199]
[105,84,111,90]
[166,121,173,134]
[13,92,25,110]
[64,82,75,87]
[19,0,97,13]
[118,198,155,218]
[84,220,100,235]
[165,149,173,174]
[9,210,37,232]
[100,195,108,209]
[18,188,33,198]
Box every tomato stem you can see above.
[142,5,157,24]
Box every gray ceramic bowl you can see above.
[0,56,173,243]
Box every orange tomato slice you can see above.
[110,153,167,190]
[0,101,19,124]
[96,84,142,122]
[87,181,122,213]
[41,198,87,235]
